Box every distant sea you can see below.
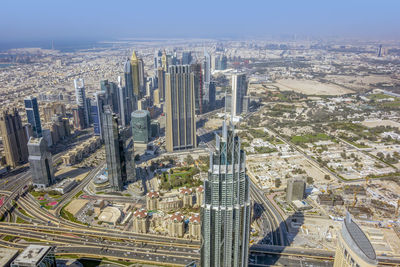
[0,40,114,53]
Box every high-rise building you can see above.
[0,109,29,168]
[203,50,211,106]
[103,106,135,191]
[131,110,151,143]
[42,102,66,122]
[153,89,160,105]
[201,121,251,267]
[138,57,146,96]
[231,73,247,116]
[101,80,120,115]
[72,106,85,131]
[28,137,54,188]
[74,78,89,128]
[213,54,228,71]
[94,91,107,138]
[208,81,216,111]
[157,67,165,101]
[334,213,378,267]
[165,65,197,152]
[117,76,132,127]
[130,51,141,99]
[286,178,306,203]
[182,51,192,65]
[154,50,163,73]
[161,50,168,71]
[124,58,136,112]
[191,63,203,114]
[24,96,42,138]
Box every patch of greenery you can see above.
[291,133,330,144]
[160,167,202,190]
[254,147,277,154]
[16,217,29,224]
[60,206,86,226]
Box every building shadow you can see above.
[250,208,306,266]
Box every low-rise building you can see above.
[11,245,56,267]
[180,187,194,207]
[159,196,183,211]
[168,212,185,238]
[188,214,201,240]
[0,248,18,267]
[196,185,204,206]
[98,206,122,226]
[132,209,149,234]
[146,190,159,211]
[65,199,89,217]
[318,194,344,206]
[53,179,77,194]
[334,213,378,267]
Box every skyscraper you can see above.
[190,63,203,114]
[231,73,247,116]
[208,81,216,111]
[131,110,151,143]
[165,65,197,152]
[24,96,42,138]
[101,80,120,115]
[130,51,141,99]
[103,106,135,191]
[286,178,306,203]
[117,76,132,127]
[72,106,85,130]
[94,91,107,138]
[201,121,251,267]
[203,50,211,106]
[154,50,163,73]
[28,137,54,188]
[161,50,168,71]
[138,57,146,96]
[157,67,165,101]
[124,58,136,113]
[0,109,29,168]
[74,78,89,128]
[182,51,192,65]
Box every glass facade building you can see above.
[201,121,251,267]
[24,97,42,138]
[165,65,197,152]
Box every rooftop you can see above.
[0,248,18,266]
[134,208,148,219]
[342,213,376,262]
[170,212,184,222]
[147,190,159,198]
[12,245,52,265]
[99,206,121,224]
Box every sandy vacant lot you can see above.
[274,79,354,95]
[325,74,399,91]
[361,119,400,129]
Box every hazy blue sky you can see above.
[1,0,399,42]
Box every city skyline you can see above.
[1,0,400,43]
[0,2,399,265]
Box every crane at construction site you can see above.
[352,191,358,208]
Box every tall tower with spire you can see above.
[130,50,141,99]
[201,121,251,267]
[161,50,168,72]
